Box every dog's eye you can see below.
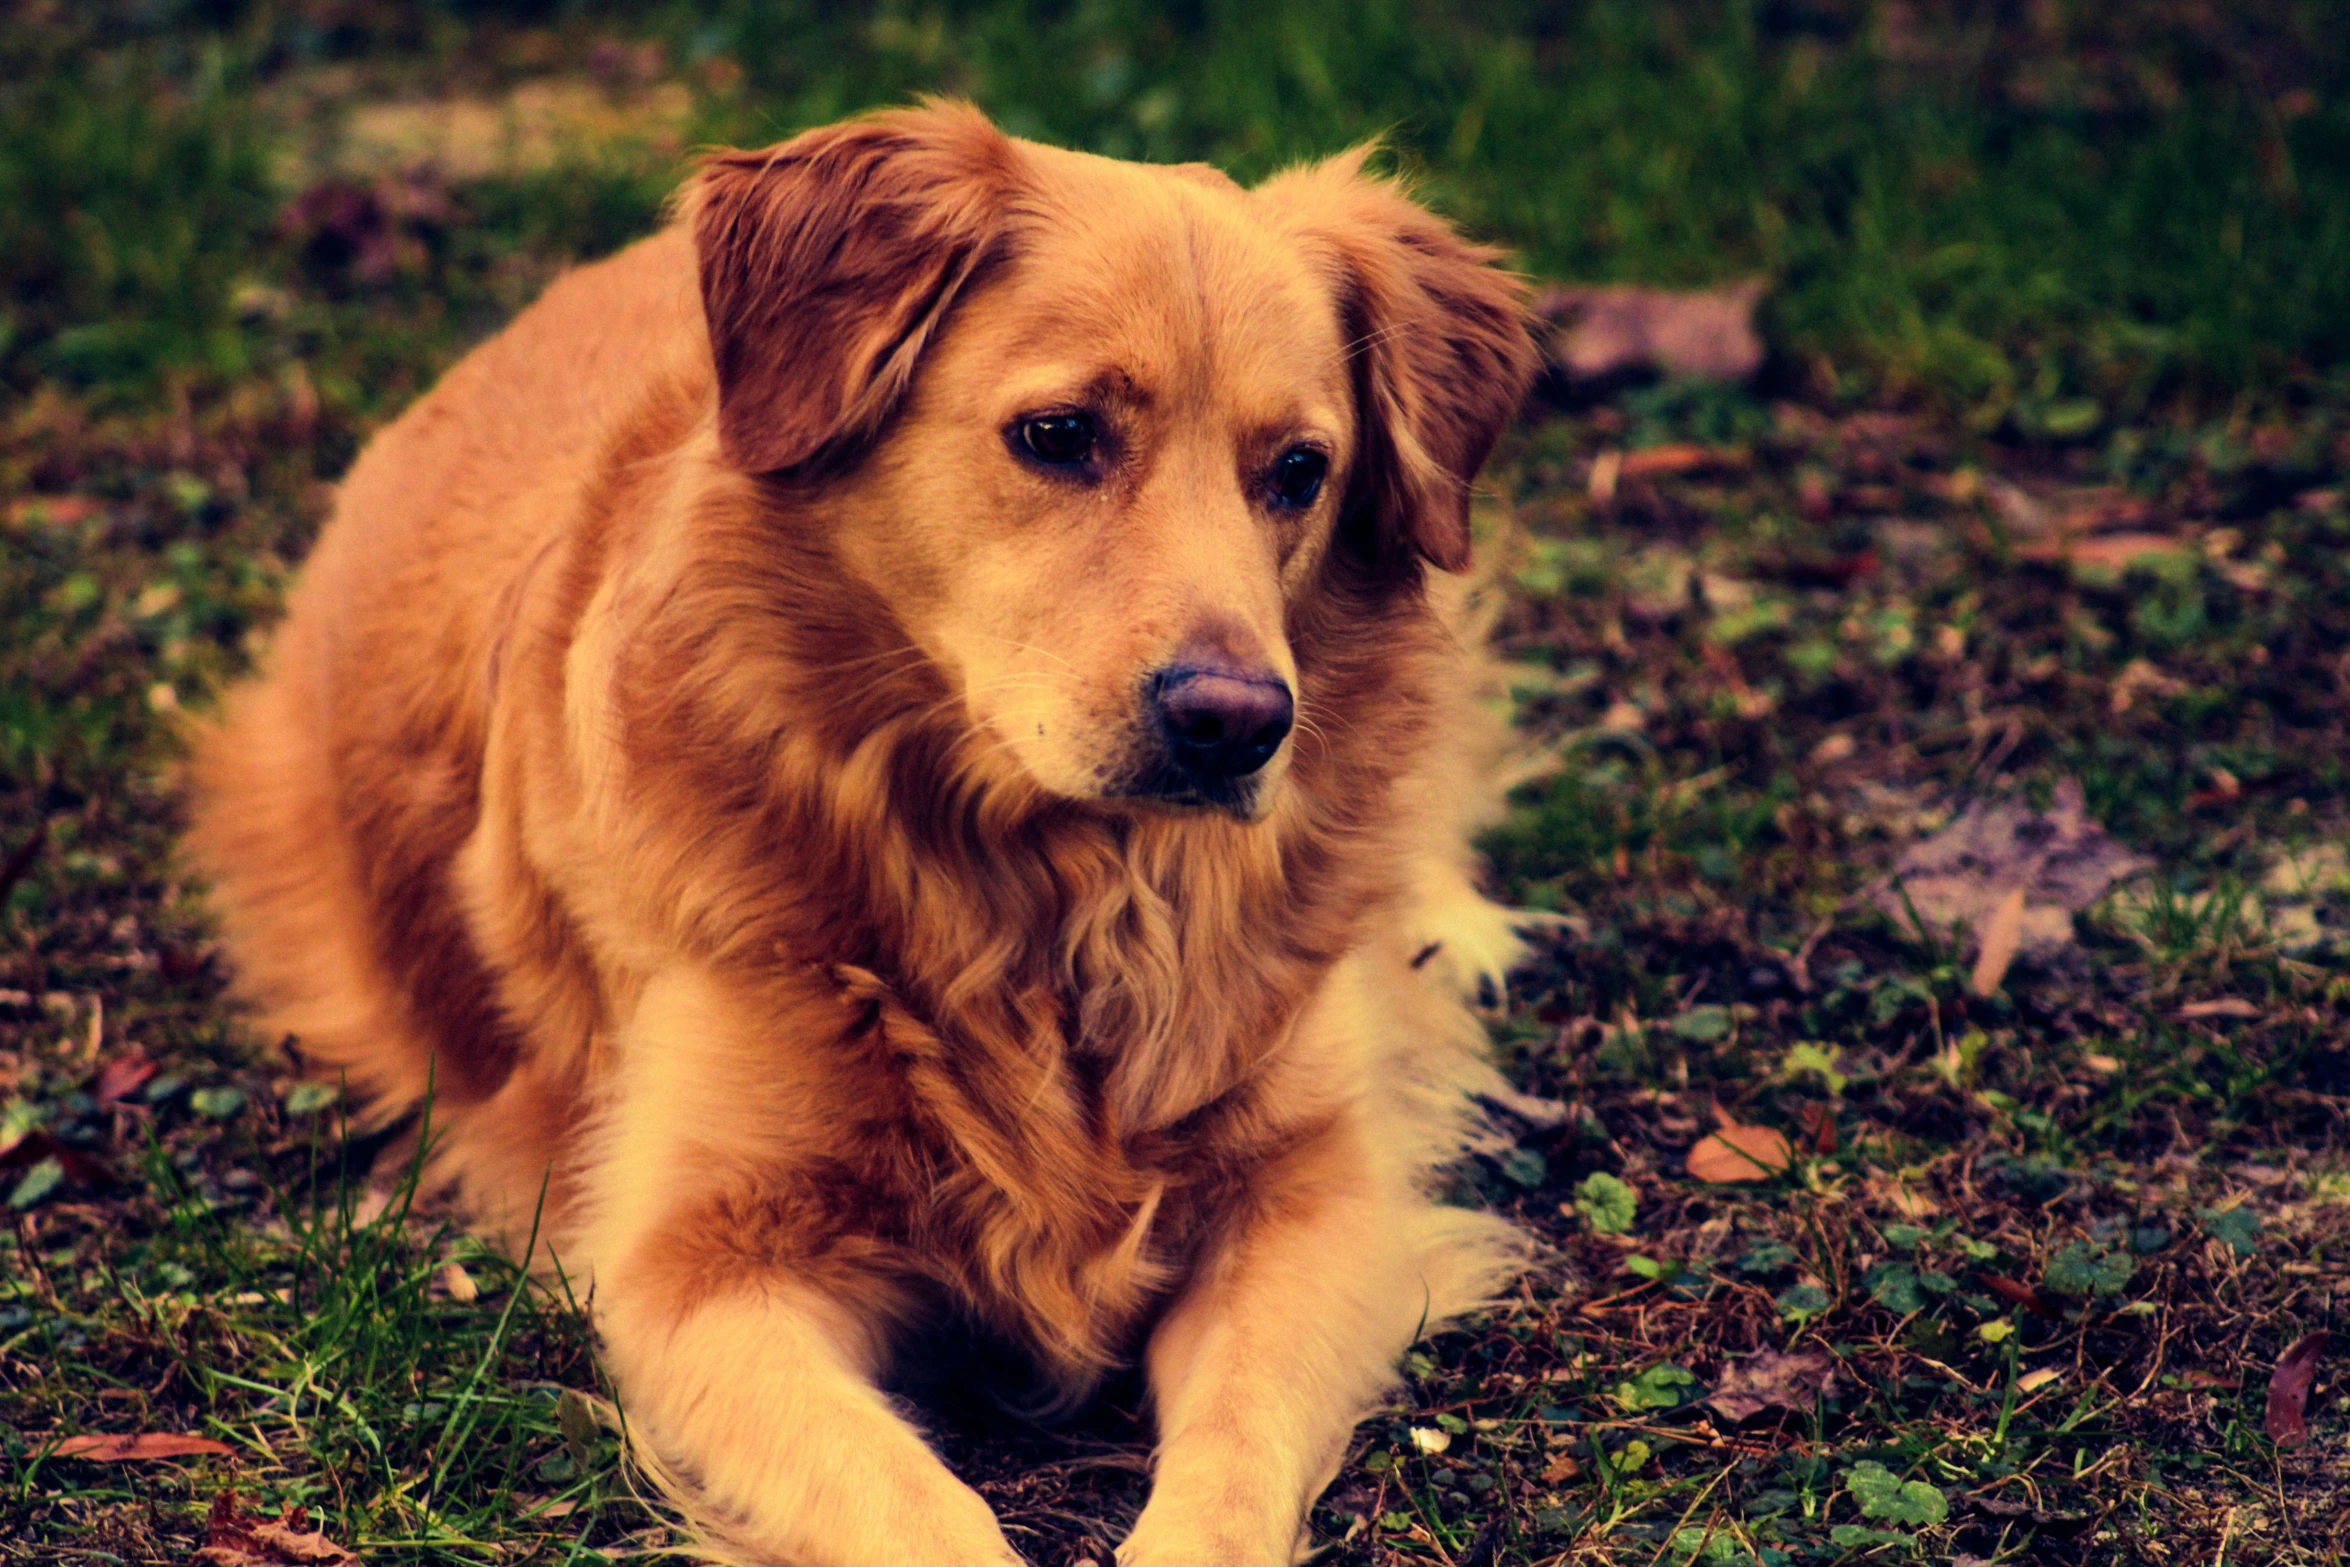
[1018,415,1096,467]
[1270,446,1328,509]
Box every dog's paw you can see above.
[1113,1516,1301,1567]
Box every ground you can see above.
[4,4,2348,1564]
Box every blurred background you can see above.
[6,1,2348,427]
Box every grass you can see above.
[4,1,2350,1562]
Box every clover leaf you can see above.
[1842,1460,1949,1527]
[1574,1171,1638,1235]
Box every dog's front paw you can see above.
[1114,1514,1301,1567]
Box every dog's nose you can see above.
[1150,666,1294,778]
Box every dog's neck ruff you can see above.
[597,482,1442,1380]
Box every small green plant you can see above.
[1574,1171,1639,1235]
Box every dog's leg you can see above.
[1116,1124,1424,1567]
[581,966,1025,1567]
[595,1285,1023,1567]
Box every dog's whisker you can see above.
[963,632,1081,674]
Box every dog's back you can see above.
[188,230,704,1119]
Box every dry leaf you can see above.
[1618,443,1748,481]
[1686,1107,1792,1183]
[1540,1452,1583,1483]
[1969,884,2027,996]
[3,496,104,528]
[1873,779,2147,963]
[2108,658,2187,716]
[2019,531,2191,572]
[2016,1368,2062,1394]
[1977,1274,2061,1318]
[2178,998,2262,1021]
[1797,1103,1838,1155]
[1536,278,1768,382]
[94,1050,159,1106]
[53,1431,234,1460]
[2265,1330,2328,1450]
[194,1491,359,1567]
[1706,1347,1836,1422]
[0,822,46,908]
[0,1129,113,1187]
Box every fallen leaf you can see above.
[1705,1347,1836,1422]
[3,496,104,528]
[2108,658,2187,716]
[53,1432,234,1460]
[195,1490,359,1567]
[2177,998,2262,1021]
[1536,278,1768,382]
[2015,1368,2062,1394]
[2185,767,2242,809]
[1686,1106,1792,1183]
[0,1129,113,1188]
[1872,779,2147,963]
[1977,1274,2061,1318]
[94,1050,159,1106]
[2018,530,2192,572]
[1617,443,1749,481]
[0,821,46,909]
[1539,1450,1583,1483]
[1408,1426,1452,1455]
[2264,1330,2328,1450]
[1968,884,2027,996]
[1974,1496,2093,1529]
[1796,1102,1837,1155]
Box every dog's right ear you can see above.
[692,100,1018,476]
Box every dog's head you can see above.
[695,101,1534,820]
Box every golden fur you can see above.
[186,101,1540,1566]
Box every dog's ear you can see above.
[692,100,1018,475]
[1264,149,1537,573]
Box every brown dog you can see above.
[188,100,1539,1565]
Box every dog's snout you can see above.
[1151,666,1294,779]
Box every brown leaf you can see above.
[2265,1330,2328,1450]
[0,821,47,909]
[1536,279,1768,382]
[0,1129,114,1187]
[195,1490,359,1567]
[52,1431,234,1460]
[3,496,104,528]
[1977,1274,2061,1318]
[1539,1452,1583,1483]
[1686,1117,1792,1183]
[1705,1347,1836,1422]
[1796,1102,1837,1155]
[2177,998,2262,1021]
[1873,779,2146,963]
[94,1050,159,1106]
[1968,884,2027,997]
[1617,443,1749,481]
[2017,530,2191,572]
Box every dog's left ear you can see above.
[1264,150,1537,573]
[692,100,1018,476]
